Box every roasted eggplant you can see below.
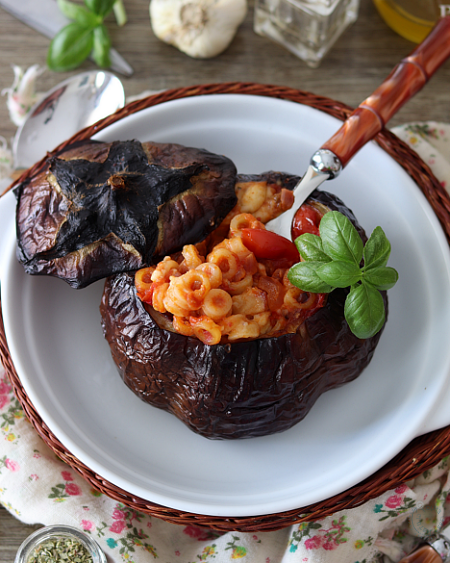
[15,140,237,288]
[100,187,388,440]
[15,135,387,439]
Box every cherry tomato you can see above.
[241,228,300,262]
[291,204,322,239]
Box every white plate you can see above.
[2,94,450,517]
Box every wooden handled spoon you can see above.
[265,15,450,239]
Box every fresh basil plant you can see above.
[288,211,399,339]
[47,0,126,72]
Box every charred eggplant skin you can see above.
[100,186,388,440]
[15,140,237,289]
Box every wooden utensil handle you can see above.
[321,15,450,168]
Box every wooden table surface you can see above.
[0,0,449,558]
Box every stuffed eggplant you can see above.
[14,134,388,439]
[100,177,388,440]
[15,140,237,288]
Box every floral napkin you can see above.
[1,69,450,563]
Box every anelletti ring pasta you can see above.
[134,161,331,351]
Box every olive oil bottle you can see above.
[372,0,448,43]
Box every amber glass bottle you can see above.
[372,0,447,43]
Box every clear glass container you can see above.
[372,0,449,43]
[14,525,107,563]
[253,0,360,68]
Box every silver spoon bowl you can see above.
[13,70,125,170]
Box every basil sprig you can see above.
[47,0,124,72]
[288,211,398,339]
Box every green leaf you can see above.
[57,0,100,26]
[317,261,361,288]
[288,210,398,339]
[84,0,116,16]
[363,266,398,290]
[288,262,334,293]
[320,211,363,265]
[47,23,95,72]
[363,226,391,270]
[295,233,332,263]
[344,282,385,339]
[92,24,111,67]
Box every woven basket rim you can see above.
[3,81,450,532]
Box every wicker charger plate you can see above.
[2,82,450,532]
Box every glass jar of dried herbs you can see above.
[14,525,107,563]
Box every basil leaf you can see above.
[363,266,399,290]
[92,24,111,67]
[47,23,95,72]
[317,261,361,288]
[288,210,398,339]
[295,233,332,263]
[344,282,385,339]
[288,262,334,293]
[84,0,116,16]
[320,211,363,265]
[57,0,100,26]
[363,226,391,270]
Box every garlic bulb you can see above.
[1,65,44,127]
[149,0,247,59]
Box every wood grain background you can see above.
[0,0,449,557]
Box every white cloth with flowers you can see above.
[1,71,450,563]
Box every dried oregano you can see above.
[27,536,93,563]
